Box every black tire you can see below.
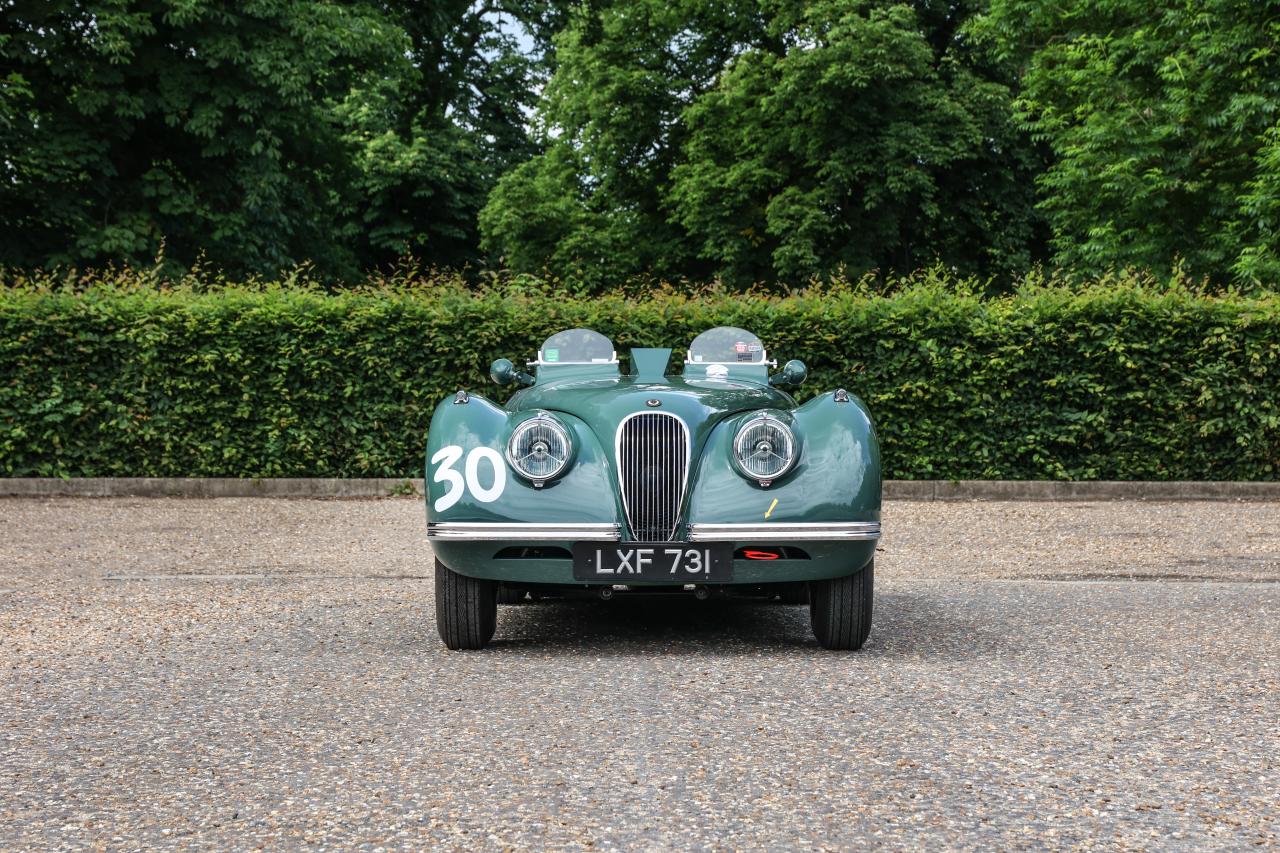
[434,559,498,650]
[809,561,873,650]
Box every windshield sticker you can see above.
[706,364,729,379]
[544,348,559,363]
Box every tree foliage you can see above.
[0,0,562,278]
[978,0,1280,286]
[4,1,1280,287]
[341,0,568,270]
[481,0,1046,286]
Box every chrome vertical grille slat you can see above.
[616,412,689,541]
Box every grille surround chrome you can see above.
[615,411,690,541]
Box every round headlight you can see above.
[506,414,572,484]
[732,414,797,485]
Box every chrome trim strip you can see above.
[427,522,621,541]
[686,522,882,542]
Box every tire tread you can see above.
[809,561,873,650]
[435,559,497,650]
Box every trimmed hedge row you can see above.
[1,276,1278,479]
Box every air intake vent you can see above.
[617,412,689,541]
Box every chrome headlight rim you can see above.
[731,412,798,487]
[505,412,573,486]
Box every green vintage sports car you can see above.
[425,327,881,650]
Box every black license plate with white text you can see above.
[572,542,733,582]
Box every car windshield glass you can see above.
[538,328,616,364]
[687,327,766,364]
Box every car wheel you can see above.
[435,559,497,650]
[809,561,873,650]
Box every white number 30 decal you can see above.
[431,445,506,512]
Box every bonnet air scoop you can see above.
[630,348,672,383]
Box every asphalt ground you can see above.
[1,498,1277,850]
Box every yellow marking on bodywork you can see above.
[765,498,778,519]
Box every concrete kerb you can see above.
[0,478,425,499]
[905,480,1280,501]
[1,478,1277,500]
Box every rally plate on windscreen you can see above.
[572,542,733,582]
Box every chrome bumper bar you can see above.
[427,522,622,541]
[687,522,881,542]
[428,521,878,542]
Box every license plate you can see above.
[572,542,733,582]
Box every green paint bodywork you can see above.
[425,347,880,585]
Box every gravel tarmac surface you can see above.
[1,497,1278,850]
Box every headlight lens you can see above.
[732,414,797,485]
[506,414,572,484]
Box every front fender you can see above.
[424,394,622,525]
[685,390,881,525]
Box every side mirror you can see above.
[490,358,534,387]
[770,359,807,388]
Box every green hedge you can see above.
[1,274,1278,479]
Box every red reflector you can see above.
[743,549,780,561]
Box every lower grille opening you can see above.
[493,546,573,559]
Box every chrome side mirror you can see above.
[490,358,534,387]
[769,359,807,388]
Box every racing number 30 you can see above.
[431,445,506,512]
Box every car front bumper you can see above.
[426,522,621,541]
[427,521,880,541]
[427,521,879,585]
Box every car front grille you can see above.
[617,412,689,541]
